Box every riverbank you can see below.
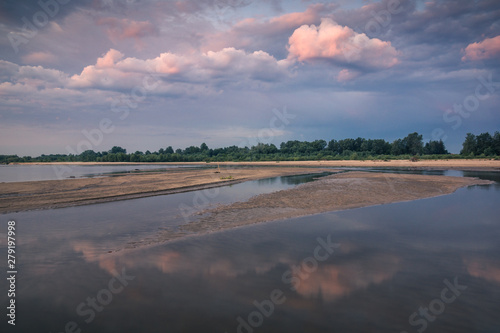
[11,159,500,171]
[210,159,500,171]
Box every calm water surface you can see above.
[0,164,204,182]
[0,171,499,333]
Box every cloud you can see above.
[96,48,125,68]
[462,35,500,61]
[97,17,159,45]
[337,68,360,82]
[287,18,399,70]
[69,47,290,91]
[0,60,68,88]
[200,47,290,81]
[202,3,337,58]
[21,51,57,65]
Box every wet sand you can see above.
[153,171,493,243]
[0,167,327,214]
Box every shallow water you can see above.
[0,171,499,332]
[0,164,203,182]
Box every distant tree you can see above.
[391,139,405,155]
[476,132,494,155]
[354,137,365,151]
[460,133,477,155]
[339,138,356,152]
[184,146,201,155]
[165,146,174,154]
[423,140,448,155]
[310,139,327,152]
[251,143,278,154]
[79,150,97,162]
[371,139,391,155]
[327,139,341,154]
[403,132,424,155]
[109,146,127,154]
[493,131,500,155]
[200,143,209,152]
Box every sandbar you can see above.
[153,171,493,243]
[0,167,326,214]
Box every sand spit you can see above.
[151,171,493,243]
[0,167,327,214]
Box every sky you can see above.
[0,0,499,156]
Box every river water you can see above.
[0,168,499,332]
[0,164,204,183]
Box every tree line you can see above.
[1,131,499,164]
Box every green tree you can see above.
[327,139,340,154]
[79,150,97,162]
[493,131,500,155]
[423,140,448,155]
[391,139,405,155]
[310,139,327,152]
[403,132,423,155]
[371,139,391,155]
[109,146,127,154]
[476,132,493,155]
[460,133,477,155]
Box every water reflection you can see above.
[0,172,499,332]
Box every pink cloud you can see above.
[200,47,290,81]
[287,18,399,70]
[147,53,186,74]
[21,51,57,65]
[96,49,125,68]
[202,4,336,53]
[268,3,334,29]
[337,69,360,82]
[97,17,159,42]
[462,35,500,61]
[68,47,288,91]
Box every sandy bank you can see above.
[151,171,493,243]
[0,167,325,214]
[207,159,500,171]
[11,159,500,170]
